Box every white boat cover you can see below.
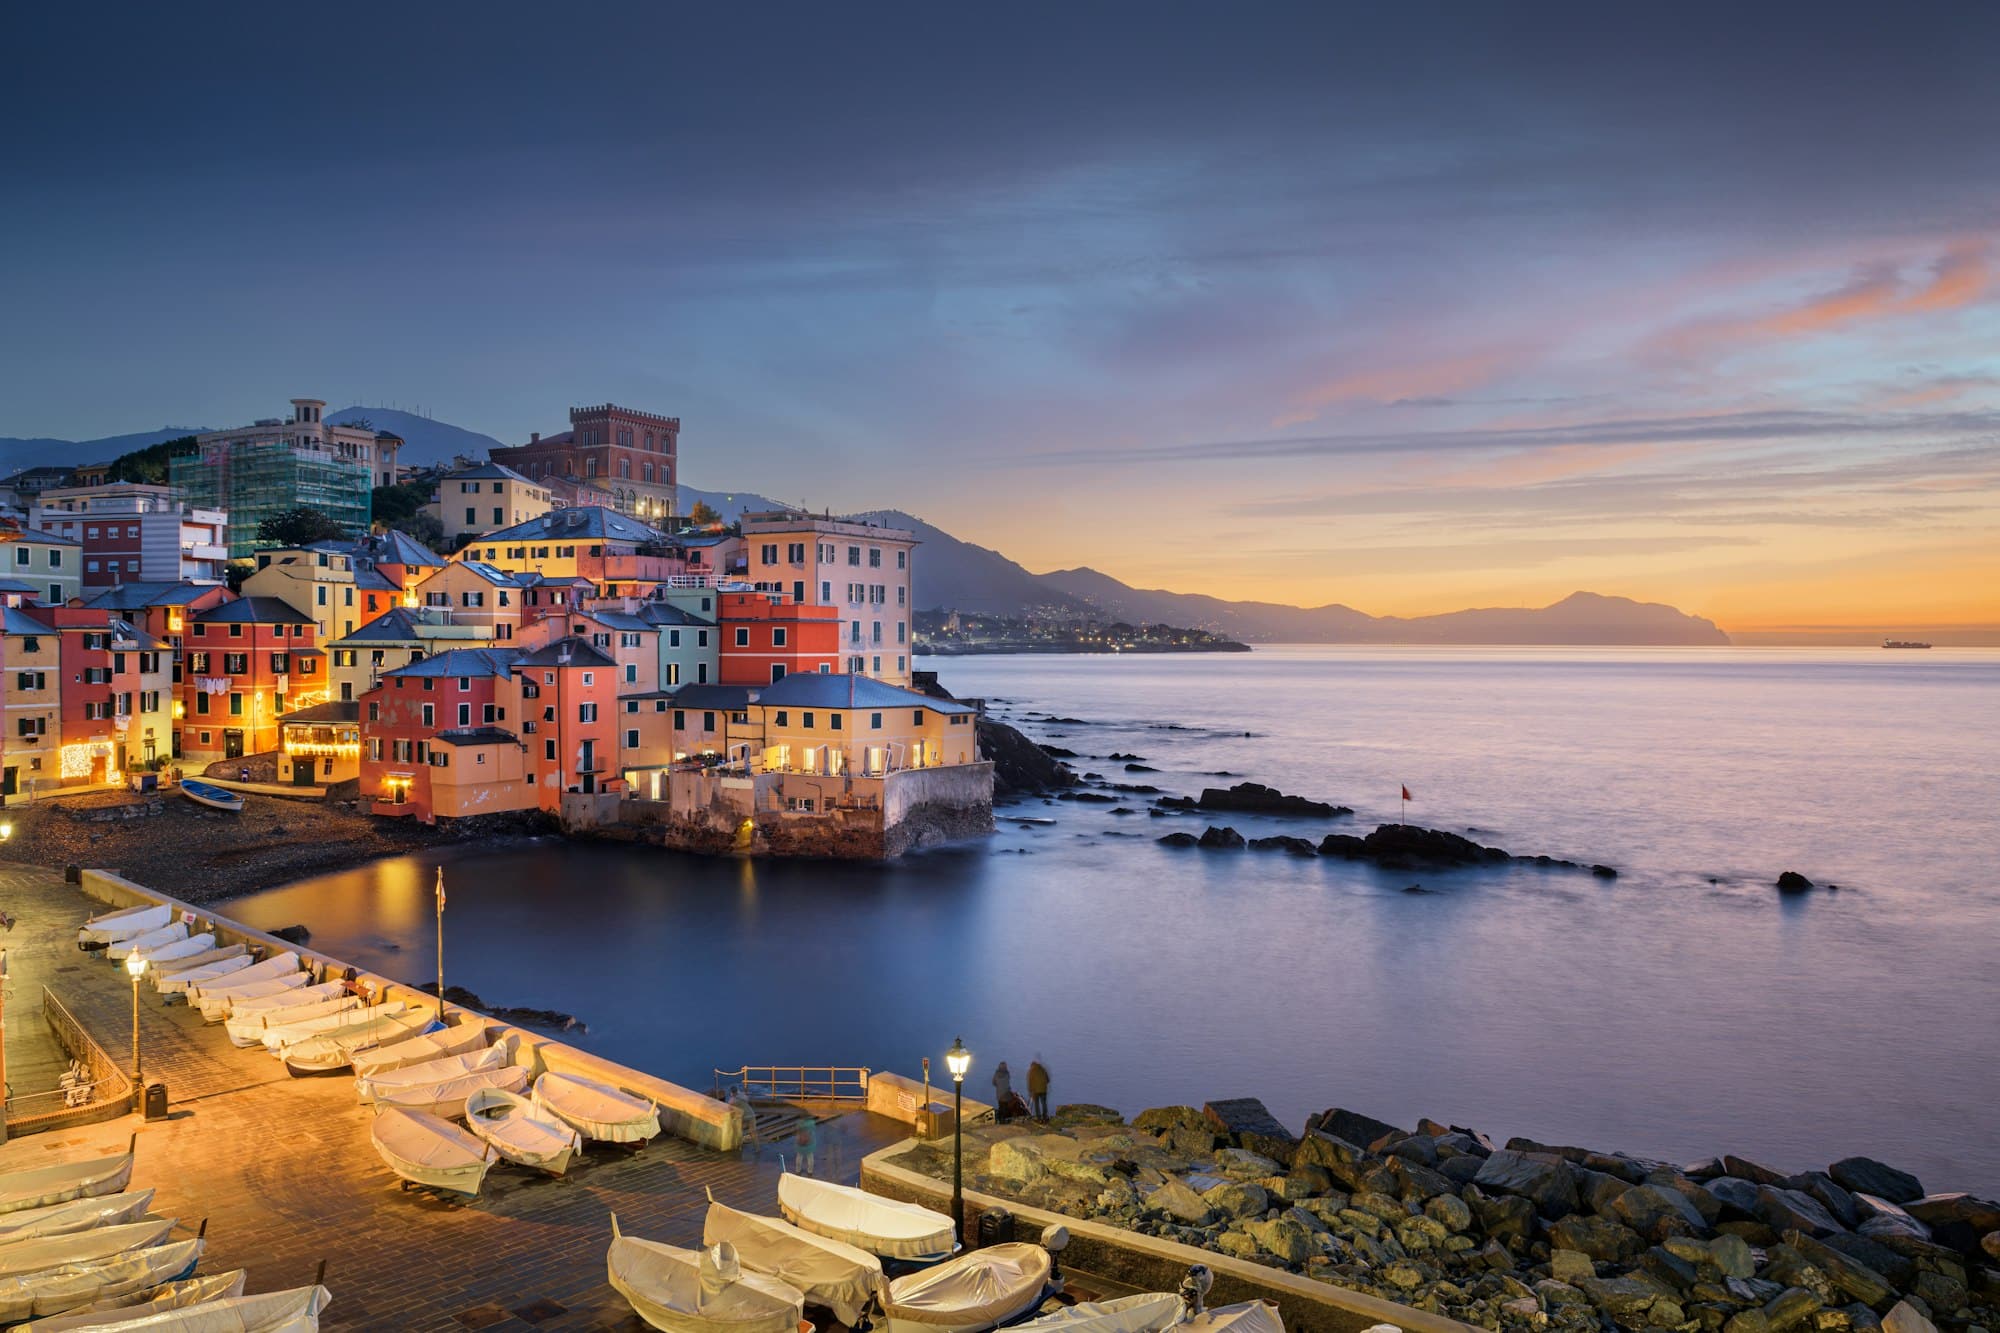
[607,1221,804,1333]
[355,1045,504,1103]
[0,1148,137,1217]
[370,1063,527,1119]
[281,1011,435,1073]
[884,1243,1051,1330]
[257,1000,404,1052]
[0,1219,177,1281]
[0,1239,203,1323]
[32,1283,335,1332]
[182,954,299,1000]
[777,1174,956,1260]
[17,1269,247,1332]
[77,906,171,946]
[1013,1294,1184,1333]
[107,924,187,962]
[226,996,360,1048]
[154,955,253,995]
[465,1086,580,1174]
[227,982,345,1017]
[370,1109,493,1195]
[347,1020,488,1080]
[195,973,310,1023]
[0,1193,155,1245]
[147,947,246,988]
[1178,1302,1285,1333]
[132,935,215,967]
[534,1072,661,1143]
[702,1196,885,1326]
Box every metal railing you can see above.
[714,1065,871,1102]
[4,988,133,1132]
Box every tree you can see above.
[370,479,432,528]
[257,506,347,547]
[687,499,721,526]
[393,510,445,547]
[106,435,197,485]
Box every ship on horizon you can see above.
[1883,639,1933,649]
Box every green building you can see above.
[170,399,386,558]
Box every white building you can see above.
[31,482,229,588]
[739,510,917,685]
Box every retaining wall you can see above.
[76,870,745,1152]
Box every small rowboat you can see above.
[1013,1294,1185,1333]
[257,999,399,1053]
[194,971,310,1022]
[0,1142,136,1218]
[1178,1301,1286,1333]
[227,994,360,1048]
[348,1019,489,1080]
[465,1086,581,1176]
[228,981,346,1017]
[370,1062,527,1120]
[777,1173,957,1262]
[178,779,242,812]
[282,1010,435,1075]
[0,1238,203,1323]
[608,1221,804,1333]
[76,905,170,948]
[356,1045,505,1104]
[0,1218,178,1281]
[130,933,215,967]
[370,1109,494,1196]
[533,1072,660,1144]
[703,1194,886,1327]
[105,923,186,962]
[153,954,254,996]
[34,1283,335,1332]
[15,1268,247,1331]
[178,952,299,1000]
[0,1193,154,1246]
[147,945,245,989]
[881,1242,1052,1333]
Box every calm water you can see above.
[228,648,2000,1192]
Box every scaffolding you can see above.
[170,440,371,558]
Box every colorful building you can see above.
[488,403,679,522]
[180,596,320,762]
[716,590,840,686]
[452,506,673,588]
[0,521,82,605]
[637,601,717,688]
[29,482,229,588]
[277,700,362,788]
[740,511,916,684]
[412,560,525,642]
[171,398,387,557]
[242,546,363,645]
[326,606,494,703]
[40,604,172,782]
[2,607,62,799]
[348,530,445,607]
[424,462,553,550]
[512,637,619,798]
[360,648,529,820]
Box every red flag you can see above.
[1401,785,1412,801]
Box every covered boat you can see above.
[1178,1302,1285,1333]
[76,906,171,948]
[0,1193,155,1245]
[607,1221,804,1333]
[129,934,215,968]
[178,779,242,812]
[464,1086,581,1176]
[227,981,345,1017]
[355,1045,505,1104]
[147,946,246,989]
[106,923,186,962]
[370,1109,494,1196]
[1013,1294,1184,1333]
[347,1020,488,1080]
[256,999,403,1053]
[194,972,310,1023]
[15,1268,247,1331]
[176,952,299,1000]
[226,995,361,1049]
[778,1174,956,1261]
[881,1243,1051,1333]
[533,1072,660,1144]
[281,1010,436,1074]
[703,1194,886,1326]
[0,1218,178,1281]
[369,1062,527,1119]
[0,1239,203,1323]
[0,1142,137,1217]
[152,954,253,996]
[26,1283,334,1332]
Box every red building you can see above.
[513,638,619,798]
[488,404,678,521]
[716,591,840,686]
[360,648,524,820]
[39,605,172,782]
[181,597,320,762]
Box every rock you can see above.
[1213,1148,1284,1179]
[1158,832,1200,847]
[1539,1278,1592,1308]
[1427,1194,1474,1233]
[1880,1304,1936,1333]
[1650,1171,1726,1227]
[990,1138,1050,1180]
[1592,864,1619,879]
[1165,1126,1221,1158]
[1903,1194,2000,1253]
[1711,1233,1758,1280]
[1729,1311,1772,1333]
[1982,1230,2000,1261]
[1776,871,1815,893]
[1157,782,1352,819]
[1202,1180,1269,1220]
[1196,826,1245,849]
[1817,1233,1916,1290]
[1096,1176,1140,1213]
[1285,1204,1331,1236]
[1710,1178,1767,1218]
[1908,1272,1967,1318]
[1440,1156,1484,1186]
[1385,1135,1438,1166]
[1247,1216,1316,1264]
[269,923,312,945]
[1577,1275,1665,1328]
[1247,835,1318,856]
[1353,1190,1408,1223]
[1307,1108,1409,1149]
[1341,822,1515,870]
[981,718,1078,793]
[1475,1149,1581,1218]
[1613,1184,1708,1241]
[1854,1196,1931,1242]
[1147,1178,1216,1225]
[1133,1105,1209,1134]
[1787,1173,1864,1230]
[1757,1187,1845,1238]
[1384,1259,1426,1290]
[1551,1214,1648,1263]
[1829,1160,1925,1207]
[1726,1157,1794,1187]
[1386,1156,1458,1202]
[1765,1288,1826,1333]
[1786,1232,1896,1308]
[1642,1245,1702,1292]
[1202,1099,1297,1165]
[1287,1162,1334,1195]
[1553,1249,1598,1283]
[1843,1305,1882,1333]
[1730,1279,1788,1305]
[1581,1167,1635,1215]
[1472,1189,1542,1245]
[1213,1228,1261,1261]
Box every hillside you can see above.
[327,408,503,469]
[0,426,205,476]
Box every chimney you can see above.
[531,432,541,444]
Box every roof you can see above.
[440,462,537,485]
[332,608,434,644]
[0,578,42,593]
[638,602,715,627]
[511,636,617,669]
[471,505,666,547]
[666,684,755,711]
[278,701,361,725]
[433,727,521,748]
[2,607,52,635]
[195,596,315,627]
[756,672,977,715]
[83,581,224,610]
[352,530,444,568]
[619,689,677,701]
[584,610,654,633]
[0,524,81,546]
[354,567,398,591]
[452,560,519,587]
[108,619,166,650]
[381,648,520,679]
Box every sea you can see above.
[225,647,2000,1193]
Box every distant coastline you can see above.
[918,639,1251,656]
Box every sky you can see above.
[4,2,1998,634]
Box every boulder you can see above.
[1710,1177,1766,1218]
[1157,832,1200,847]
[989,1138,1050,1180]
[1580,1167,1634,1215]
[1816,1233,1915,1290]
[1213,1229,1261,1261]
[1551,1214,1648,1262]
[1474,1149,1581,1217]
[1641,1245,1701,1292]
[1133,1105,1209,1134]
[1384,1135,1439,1167]
[1307,1108,1409,1149]
[1196,825,1246,849]
[1854,1196,1931,1242]
[1776,872,1815,893]
[1158,782,1351,819]
[1785,1232,1896,1309]
[1725,1156,1793,1187]
[1427,1193,1474,1233]
[1710,1233,1758,1280]
[1201,1180,1269,1220]
[1246,1216,1316,1264]
[1470,1187,1541,1245]
[1983,1229,2000,1261]
[1828,1159,1925,1207]
[1247,835,1318,856]
[1787,1173,1863,1230]
[1764,1288,1825,1333]
[1613,1184,1709,1241]
[1552,1249,1598,1284]
[1879,1302,1937,1333]
[1202,1098,1297,1165]
[1728,1311,1772,1333]
[1756,1186,1845,1238]
[1576,1275,1667,1329]
[1440,1156,1484,1187]
[1383,1259,1425,1291]
[1348,823,1515,869]
[1902,1194,2000,1253]
[1213,1148,1285,1179]
[1147,1177,1216,1225]
[1385,1156,1457,1202]
[1908,1271,1967,1317]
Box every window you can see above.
[458,703,471,726]
[458,676,471,692]
[581,671,594,686]
[668,630,680,648]
[788,542,805,562]
[368,738,383,761]
[16,716,45,738]
[760,544,778,564]
[270,652,290,673]
[847,545,860,566]
[831,714,843,731]
[625,729,639,749]
[430,750,450,768]
[775,711,788,726]
[14,670,43,691]
[665,663,680,686]
[196,693,210,715]
[578,703,597,723]
[734,628,749,647]
[869,547,882,567]
[772,628,787,647]
[223,652,248,674]
[698,631,709,648]
[674,709,686,729]
[229,623,242,637]
[393,739,413,763]
[624,663,637,683]
[368,701,380,721]
[898,621,907,644]
[48,550,60,569]
[913,709,924,725]
[545,739,557,761]
[803,712,815,730]
[422,704,434,727]
[317,586,327,606]
[229,692,243,715]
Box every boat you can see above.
[464,1086,582,1176]
[1177,1301,1285,1333]
[1884,640,1932,649]
[25,1283,335,1332]
[532,1071,661,1144]
[355,1045,505,1104]
[146,946,246,989]
[177,952,300,1000]
[0,1238,204,1323]
[607,1220,804,1333]
[227,994,362,1048]
[369,1108,495,1196]
[256,999,402,1053]
[702,1194,886,1326]
[178,779,243,812]
[281,1010,436,1075]
[105,923,186,962]
[128,934,215,968]
[0,1142,137,1217]
[0,1219,177,1281]
[226,981,346,1017]
[1012,1294,1184,1333]
[152,954,254,996]
[880,1241,1052,1333]
[347,1019,490,1080]
[0,1194,155,1245]
[76,906,171,948]
[14,1268,247,1331]
[369,1062,528,1119]
[777,1173,957,1261]
[194,971,311,1023]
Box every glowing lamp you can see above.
[0,822,11,840]
[945,1035,970,1083]
[124,951,146,979]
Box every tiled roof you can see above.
[352,530,445,568]
[638,603,715,627]
[439,462,537,484]
[354,567,398,591]
[511,636,616,669]
[470,505,666,547]
[84,581,224,609]
[453,561,519,586]
[381,648,521,679]
[434,726,521,748]
[664,684,755,711]
[2,607,53,635]
[194,596,315,626]
[279,701,361,725]
[755,672,976,715]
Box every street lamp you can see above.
[945,1036,971,1242]
[124,952,146,1090]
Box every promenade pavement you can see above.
[0,864,911,1330]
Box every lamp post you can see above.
[945,1036,971,1243]
[124,952,146,1091]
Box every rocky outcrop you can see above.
[1157,782,1354,819]
[1777,871,1814,893]
[979,717,1076,794]
[1318,823,1605,873]
[1196,826,1245,849]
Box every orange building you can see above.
[717,591,840,686]
[181,597,321,762]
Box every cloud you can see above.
[1272,351,1512,428]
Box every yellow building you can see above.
[326,607,495,703]
[664,674,977,777]
[412,560,523,641]
[277,700,362,788]
[242,545,363,644]
[424,463,553,550]
[2,606,62,800]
